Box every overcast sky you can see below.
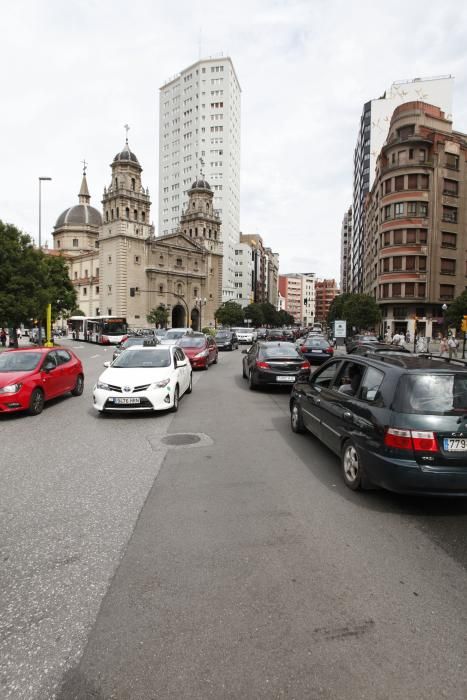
[2,0,467,282]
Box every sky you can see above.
[2,0,467,282]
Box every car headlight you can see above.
[151,378,170,388]
[96,380,110,390]
[0,383,22,394]
[193,350,209,359]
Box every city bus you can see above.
[68,316,128,345]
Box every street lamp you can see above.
[38,176,52,345]
[195,297,207,331]
[442,303,448,337]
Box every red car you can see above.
[177,334,218,370]
[0,347,84,415]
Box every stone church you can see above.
[52,137,223,330]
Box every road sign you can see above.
[334,320,347,338]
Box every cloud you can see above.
[2,0,467,283]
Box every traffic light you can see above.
[130,288,135,297]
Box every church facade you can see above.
[52,139,223,330]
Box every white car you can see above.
[235,328,256,344]
[93,345,192,413]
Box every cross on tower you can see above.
[199,156,205,176]
[124,123,130,143]
[81,159,87,175]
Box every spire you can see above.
[78,162,90,204]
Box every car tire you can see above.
[290,401,306,434]
[171,385,179,412]
[71,373,84,396]
[204,360,209,371]
[186,374,193,394]
[213,354,218,364]
[28,388,44,416]
[242,361,247,379]
[341,440,366,491]
[248,369,257,390]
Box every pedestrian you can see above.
[0,328,6,347]
[405,330,410,344]
[439,336,448,357]
[448,334,458,360]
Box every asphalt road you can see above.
[2,341,467,699]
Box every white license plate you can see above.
[277,376,296,382]
[311,350,321,353]
[114,397,141,405]
[443,438,467,452]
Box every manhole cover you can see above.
[162,434,201,446]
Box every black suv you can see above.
[290,353,467,495]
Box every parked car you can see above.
[256,328,268,340]
[299,337,334,364]
[215,330,239,351]
[159,328,194,345]
[178,334,218,370]
[235,328,256,344]
[290,353,467,495]
[93,345,192,413]
[348,343,411,356]
[242,341,311,390]
[267,328,288,341]
[345,334,379,353]
[0,347,84,416]
[112,335,158,361]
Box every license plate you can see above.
[114,397,141,405]
[443,438,467,451]
[311,350,321,353]
[277,376,296,382]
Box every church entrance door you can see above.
[172,305,186,328]
[191,308,200,332]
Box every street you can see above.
[2,341,467,699]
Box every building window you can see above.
[407,202,417,216]
[441,231,457,248]
[108,255,112,263]
[107,285,112,292]
[384,205,391,220]
[419,229,427,244]
[74,271,78,279]
[73,238,79,247]
[126,207,130,219]
[420,174,429,189]
[116,207,119,218]
[193,287,198,297]
[57,240,61,248]
[83,287,87,296]
[176,257,183,267]
[134,255,141,264]
[392,283,402,297]
[383,231,390,246]
[418,256,427,271]
[406,229,416,244]
[418,283,426,297]
[443,179,459,196]
[408,173,417,189]
[405,282,415,297]
[442,205,457,223]
[384,179,392,195]
[131,178,136,191]
[142,211,145,222]
[96,286,99,294]
[445,153,459,170]
[394,230,403,244]
[106,211,109,222]
[393,257,402,271]
[395,175,404,191]
[108,308,112,315]
[394,203,404,218]
[419,202,428,217]
[440,284,455,300]
[440,258,456,275]
[382,258,390,273]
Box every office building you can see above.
[340,206,352,294]
[315,279,339,323]
[159,56,241,302]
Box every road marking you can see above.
[91,354,100,358]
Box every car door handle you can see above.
[343,411,353,420]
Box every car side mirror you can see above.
[103,361,110,368]
[42,362,55,373]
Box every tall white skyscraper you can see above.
[158,56,241,301]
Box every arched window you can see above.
[195,227,198,236]
[192,201,195,209]
[131,178,136,191]
[116,207,119,218]
[177,283,183,295]
[106,211,109,222]
[206,202,209,212]
[141,211,145,222]
[134,209,138,220]
[125,207,130,219]
[115,177,118,188]
[194,287,198,297]
[214,231,217,240]
[159,284,164,293]
[209,230,212,238]
[111,209,114,219]
[203,227,206,236]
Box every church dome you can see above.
[55,204,102,229]
[113,142,140,165]
[190,177,211,191]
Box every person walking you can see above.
[439,336,448,357]
[448,334,458,360]
[0,328,6,348]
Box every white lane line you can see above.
[91,354,100,358]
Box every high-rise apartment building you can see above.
[315,279,339,323]
[234,242,254,307]
[278,273,316,325]
[158,56,241,302]
[340,206,352,294]
[351,76,453,293]
[363,101,467,339]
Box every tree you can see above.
[42,254,77,321]
[445,290,467,331]
[259,302,279,327]
[327,293,352,325]
[244,303,264,327]
[147,305,169,328]
[276,309,295,326]
[214,301,244,327]
[341,294,381,332]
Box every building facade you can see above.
[278,273,316,325]
[158,56,241,302]
[239,233,279,307]
[52,139,223,330]
[234,242,254,307]
[363,101,467,339]
[315,279,339,323]
[351,76,453,293]
[340,206,352,294]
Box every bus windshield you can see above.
[101,320,128,335]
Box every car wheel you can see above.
[171,385,179,412]
[204,360,209,370]
[242,361,247,379]
[290,401,305,434]
[71,373,84,396]
[248,369,257,390]
[341,440,365,491]
[28,388,44,416]
[186,374,193,394]
[213,354,218,364]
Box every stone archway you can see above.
[172,304,186,328]
[191,308,200,332]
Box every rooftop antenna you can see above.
[124,123,130,144]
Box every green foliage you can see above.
[202,326,216,336]
[0,220,76,327]
[258,302,279,326]
[244,303,264,327]
[330,293,381,332]
[147,305,169,328]
[70,309,85,316]
[214,301,244,327]
[445,291,467,330]
[276,309,295,326]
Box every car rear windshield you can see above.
[215,333,230,338]
[394,373,467,414]
[260,345,300,359]
[178,337,205,348]
[122,337,145,348]
[0,352,42,371]
[165,331,185,339]
[304,340,328,348]
[113,348,171,368]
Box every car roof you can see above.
[343,353,467,373]
[3,347,63,354]
[258,340,296,347]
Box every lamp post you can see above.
[442,303,448,338]
[38,176,52,345]
[195,297,207,332]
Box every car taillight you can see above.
[384,428,439,452]
[256,361,270,369]
[300,345,307,352]
[300,360,311,369]
[325,347,334,354]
